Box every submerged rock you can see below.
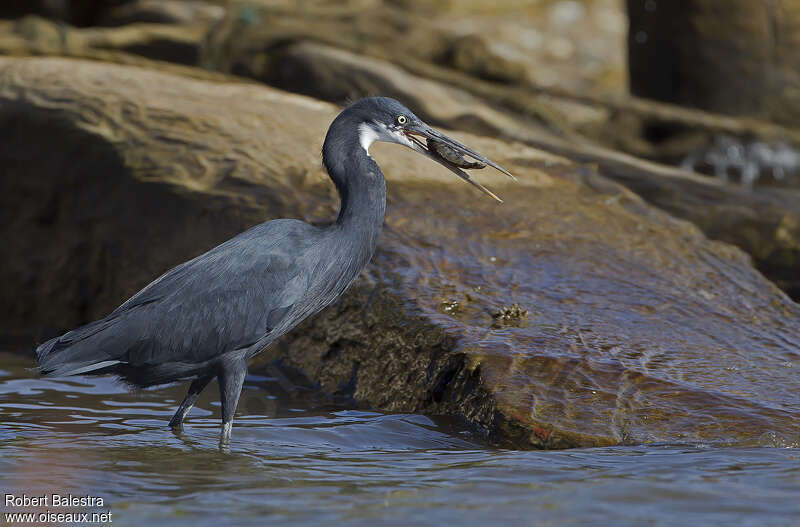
[491,304,529,328]
[1,57,799,448]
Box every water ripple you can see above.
[1,351,799,527]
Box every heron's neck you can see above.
[323,123,386,223]
[334,164,386,229]
[322,121,387,260]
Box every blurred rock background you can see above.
[1,0,798,297]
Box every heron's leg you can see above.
[168,376,213,429]
[218,359,247,446]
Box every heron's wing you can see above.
[113,220,316,366]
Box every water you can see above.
[1,351,799,527]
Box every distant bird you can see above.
[36,97,514,445]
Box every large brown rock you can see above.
[1,57,799,448]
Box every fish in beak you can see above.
[401,122,516,203]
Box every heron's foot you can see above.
[168,409,188,428]
[167,417,184,430]
[220,421,232,442]
[217,358,246,451]
[168,376,213,430]
[218,421,233,451]
[169,424,189,441]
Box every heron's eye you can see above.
[397,115,407,125]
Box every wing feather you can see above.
[114,220,315,366]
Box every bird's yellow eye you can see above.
[397,115,407,125]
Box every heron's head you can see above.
[348,97,516,202]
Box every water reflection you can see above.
[1,351,799,527]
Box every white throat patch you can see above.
[358,121,413,156]
[358,123,380,156]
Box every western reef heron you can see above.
[35,97,515,445]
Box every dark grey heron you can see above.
[35,97,514,444]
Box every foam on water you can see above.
[682,135,800,187]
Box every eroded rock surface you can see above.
[1,57,799,448]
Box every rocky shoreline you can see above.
[2,56,798,447]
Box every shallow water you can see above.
[1,351,798,527]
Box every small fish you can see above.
[427,138,487,170]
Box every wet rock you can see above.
[491,304,529,328]
[603,160,800,299]
[1,57,799,448]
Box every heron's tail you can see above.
[36,316,127,377]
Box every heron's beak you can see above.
[402,123,516,203]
